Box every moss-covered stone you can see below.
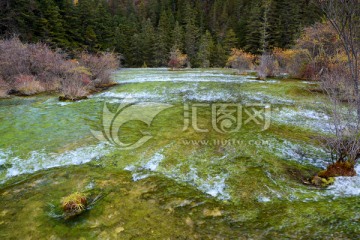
[61,192,88,219]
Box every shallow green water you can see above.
[0,68,359,239]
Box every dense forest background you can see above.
[0,0,320,67]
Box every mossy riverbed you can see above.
[0,68,359,239]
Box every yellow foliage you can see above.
[226,48,255,71]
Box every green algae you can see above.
[0,68,358,239]
[0,164,358,239]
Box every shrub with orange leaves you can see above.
[290,21,343,80]
[226,48,255,73]
[273,48,311,79]
[296,22,340,58]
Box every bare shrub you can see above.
[226,48,255,73]
[13,74,44,95]
[60,77,89,100]
[257,54,280,79]
[27,42,68,90]
[0,38,31,82]
[0,37,119,99]
[78,52,119,86]
[0,78,10,98]
[318,61,360,172]
[0,38,66,92]
[60,65,91,99]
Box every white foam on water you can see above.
[257,196,271,202]
[0,149,12,166]
[326,164,360,197]
[143,152,164,171]
[95,91,164,101]
[115,68,282,85]
[241,92,295,105]
[273,107,331,132]
[56,102,73,106]
[124,151,166,182]
[124,150,231,200]
[184,90,238,102]
[264,138,328,168]
[169,166,230,200]
[1,143,110,182]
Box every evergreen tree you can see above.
[128,33,143,67]
[154,11,173,66]
[140,18,156,66]
[245,1,264,54]
[212,43,227,67]
[93,0,114,51]
[172,21,184,51]
[183,3,199,66]
[196,30,214,68]
[223,29,238,54]
[0,0,321,67]
[114,14,139,66]
[37,0,67,47]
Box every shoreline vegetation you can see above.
[0,38,119,101]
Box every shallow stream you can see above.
[0,68,359,239]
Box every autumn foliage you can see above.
[226,48,255,73]
[0,37,119,99]
[272,48,311,79]
[168,48,187,69]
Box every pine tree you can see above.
[172,21,184,51]
[37,0,68,47]
[140,18,156,66]
[154,11,173,66]
[0,0,321,67]
[245,0,264,54]
[114,14,139,66]
[184,3,199,66]
[128,33,143,67]
[211,43,227,67]
[93,0,114,51]
[223,28,238,54]
[196,30,214,68]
